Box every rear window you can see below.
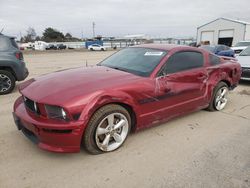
[0,37,10,51]
[0,37,18,50]
[209,54,221,65]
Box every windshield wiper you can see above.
[104,65,129,73]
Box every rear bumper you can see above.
[13,100,84,153]
[15,62,29,81]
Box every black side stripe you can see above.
[138,92,175,104]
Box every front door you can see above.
[139,50,208,126]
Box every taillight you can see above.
[15,52,23,60]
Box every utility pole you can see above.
[92,22,95,39]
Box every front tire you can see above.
[83,104,131,154]
[0,70,16,95]
[207,82,229,111]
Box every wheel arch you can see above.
[78,92,140,133]
[220,79,231,88]
[110,102,137,132]
[0,66,17,80]
[85,101,138,132]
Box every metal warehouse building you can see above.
[197,17,250,46]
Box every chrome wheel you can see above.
[0,74,11,93]
[95,113,129,152]
[215,86,228,110]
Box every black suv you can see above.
[0,34,29,95]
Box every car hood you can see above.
[20,66,143,106]
[237,56,250,68]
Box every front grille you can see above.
[241,67,250,78]
[23,96,40,114]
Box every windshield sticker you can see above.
[144,52,164,56]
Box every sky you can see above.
[0,0,250,39]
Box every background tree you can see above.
[35,36,41,41]
[42,27,65,42]
[65,32,73,42]
[65,33,72,39]
[22,27,36,42]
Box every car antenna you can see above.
[0,28,4,34]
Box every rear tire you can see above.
[207,82,229,111]
[0,70,16,95]
[83,104,131,155]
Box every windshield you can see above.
[199,45,215,52]
[99,47,167,77]
[234,42,250,47]
[239,47,250,56]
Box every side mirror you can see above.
[155,76,171,93]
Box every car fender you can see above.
[206,67,234,103]
[78,90,140,129]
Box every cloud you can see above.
[0,0,250,38]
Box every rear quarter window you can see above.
[0,37,10,51]
[209,54,221,65]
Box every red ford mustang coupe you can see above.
[13,44,241,154]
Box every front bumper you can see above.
[13,99,85,153]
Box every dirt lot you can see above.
[0,50,250,188]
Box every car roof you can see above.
[132,44,198,51]
[0,34,15,39]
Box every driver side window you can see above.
[160,51,204,75]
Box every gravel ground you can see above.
[0,50,250,188]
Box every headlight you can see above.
[45,105,68,121]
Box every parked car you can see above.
[88,44,106,51]
[231,41,250,54]
[199,45,235,57]
[56,44,67,50]
[13,44,241,154]
[0,34,29,95]
[45,44,57,50]
[237,46,250,80]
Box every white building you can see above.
[197,18,250,46]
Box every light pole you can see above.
[92,22,95,39]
